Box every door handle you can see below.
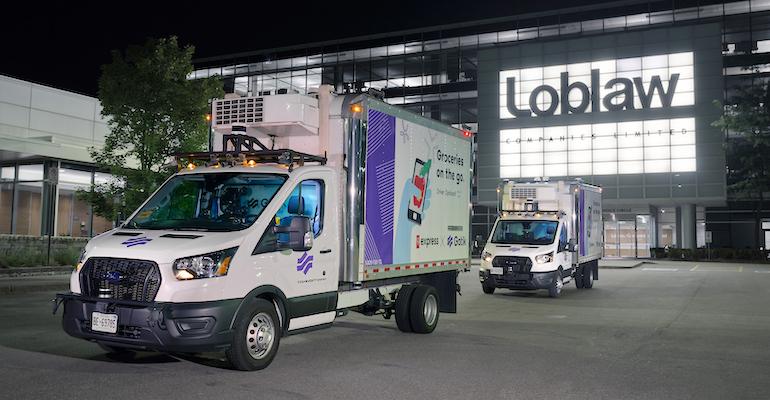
[320,249,332,254]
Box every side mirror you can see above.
[567,238,577,252]
[274,216,313,252]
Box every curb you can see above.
[0,266,73,277]
[0,282,70,295]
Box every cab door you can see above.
[557,222,572,271]
[250,171,339,326]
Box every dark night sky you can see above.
[1,0,620,97]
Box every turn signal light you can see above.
[350,103,363,113]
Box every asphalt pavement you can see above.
[0,261,769,400]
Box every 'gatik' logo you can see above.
[121,237,152,247]
[297,252,314,275]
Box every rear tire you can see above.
[409,285,440,334]
[583,263,594,289]
[225,298,281,371]
[395,285,416,332]
[482,281,496,294]
[548,270,563,298]
[574,266,585,289]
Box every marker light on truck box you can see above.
[173,247,238,280]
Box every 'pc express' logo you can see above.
[121,237,152,247]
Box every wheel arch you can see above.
[231,285,290,335]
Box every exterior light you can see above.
[247,159,257,167]
[186,163,196,170]
[462,130,472,138]
[204,114,212,122]
[350,103,363,113]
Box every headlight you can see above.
[535,252,553,264]
[482,251,493,263]
[75,249,87,272]
[173,247,238,280]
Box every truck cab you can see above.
[478,180,602,298]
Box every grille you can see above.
[213,97,264,126]
[492,256,532,273]
[510,187,537,199]
[80,258,161,302]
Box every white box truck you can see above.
[478,180,602,298]
[54,86,473,370]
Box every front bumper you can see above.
[479,269,557,290]
[55,293,239,353]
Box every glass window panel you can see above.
[500,154,519,166]
[569,163,592,176]
[671,145,696,159]
[545,164,568,177]
[18,164,43,181]
[644,146,670,160]
[644,159,670,173]
[671,158,696,172]
[618,161,644,174]
[521,153,543,166]
[1,166,14,181]
[593,161,618,175]
[618,148,643,161]
[521,165,543,178]
[14,181,42,235]
[645,132,670,147]
[593,149,617,162]
[500,166,520,178]
[0,183,12,233]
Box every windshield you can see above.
[125,173,286,232]
[491,220,559,245]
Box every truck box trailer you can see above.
[54,86,473,370]
[478,180,602,297]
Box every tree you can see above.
[79,36,223,222]
[713,77,770,248]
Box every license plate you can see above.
[91,312,118,334]
[491,267,503,275]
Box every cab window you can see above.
[558,224,568,252]
[253,179,324,255]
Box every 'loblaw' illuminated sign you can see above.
[499,52,694,119]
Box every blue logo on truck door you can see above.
[297,252,314,275]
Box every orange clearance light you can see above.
[204,114,212,122]
[350,103,363,113]
[247,159,257,167]
[186,162,196,170]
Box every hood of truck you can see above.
[486,243,555,259]
[82,229,246,265]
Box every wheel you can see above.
[548,270,563,298]
[395,285,417,332]
[574,266,585,289]
[98,342,134,356]
[409,285,440,334]
[225,298,281,371]
[583,263,594,289]
[482,281,496,294]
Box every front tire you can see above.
[226,298,281,371]
[548,270,563,298]
[482,281,496,294]
[409,285,440,334]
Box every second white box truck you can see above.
[479,180,602,297]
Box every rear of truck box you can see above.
[355,99,472,282]
[576,184,603,264]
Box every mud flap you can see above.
[418,270,458,313]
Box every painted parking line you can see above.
[755,270,770,274]
[642,267,679,272]
[690,265,699,271]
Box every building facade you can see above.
[0,74,114,238]
[191,0,770,256]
